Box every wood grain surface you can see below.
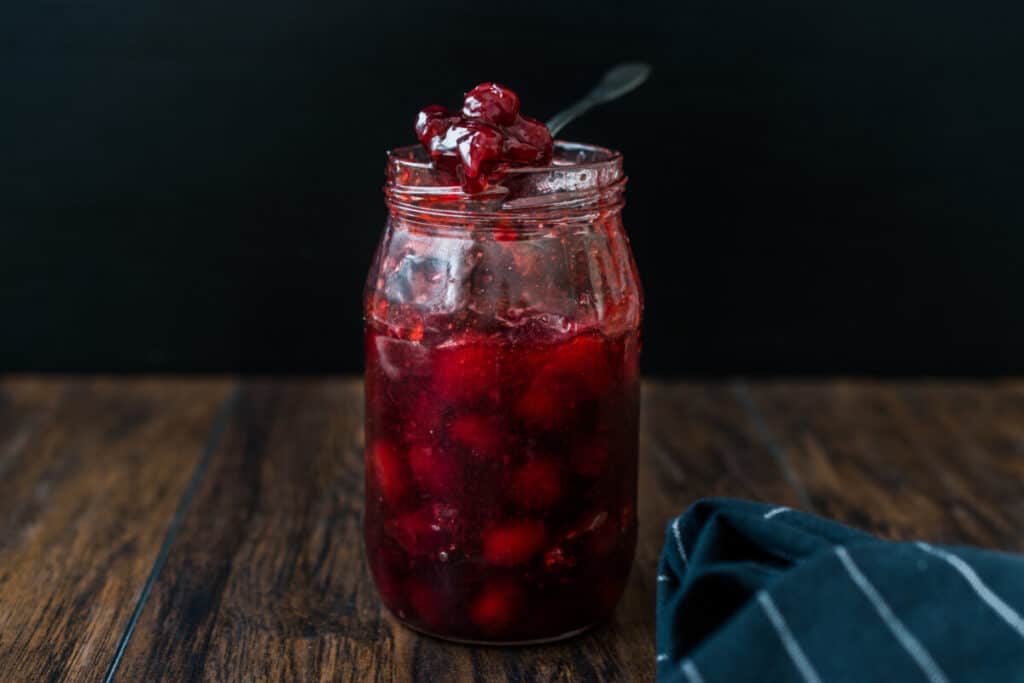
[0,378,1021,682]
[0,378,233,682]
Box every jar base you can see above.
[390,611,599,646]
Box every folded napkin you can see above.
[657,499,1024,683]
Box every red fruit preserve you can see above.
[364,85,641,643]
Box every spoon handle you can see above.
[546,62,652,137]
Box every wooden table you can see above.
[1,378,1021,682]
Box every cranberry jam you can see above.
[364,85,641,643]
[414,82,553,193]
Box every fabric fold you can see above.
[657,499,1024,683]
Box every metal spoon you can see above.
[545,62,652,138]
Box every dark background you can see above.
[3,1,1022,376]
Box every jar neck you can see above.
[385,182,625,233]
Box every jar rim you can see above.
[384,141,625,217]
[386,140,622,179]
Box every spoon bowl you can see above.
[545,62,652,137]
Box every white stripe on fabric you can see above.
[656,653,669,662]
[835,546,949,683]
[681,659,706,683]
[757,592,823,683]
[916,542,1024,640]
[672,517,689,566]
[657,574,672,583]
[764,506,791,519]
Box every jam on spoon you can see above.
[413,82,554,192]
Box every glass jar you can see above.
[363,141,642,644]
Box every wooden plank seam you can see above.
[732,382,816,512]
[101,387,240,683]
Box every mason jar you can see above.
[363,141,642,643]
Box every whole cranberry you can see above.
[508,458,563,511]
[503,114,554,164]
[455,122,504,179]
[462,83,520,126]
[470,579,525,632]
[385,504,457,556]
[482,518,546,566]
[448,414,505,457]
[414,105,456,149]
[370,440,409,507]
[431,341,502,404]
[408,444,462,497]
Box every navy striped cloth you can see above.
[657,499,1024,683]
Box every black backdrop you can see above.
[3,1,1022,375]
